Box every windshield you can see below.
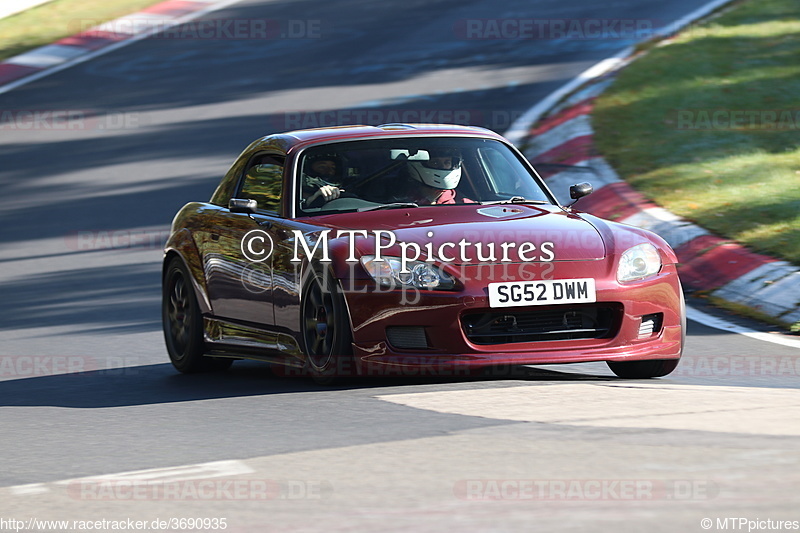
[296,137,554,215]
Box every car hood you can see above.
[311,204,605,264]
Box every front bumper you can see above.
[341,262,683,372]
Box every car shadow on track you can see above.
[0,360,616,408]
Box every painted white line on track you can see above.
[9,483,49,495]
[5,44,87,68]
[4,460,254,496]
[55,459,254,483]
[687,306,800,349]
[0,0,54,21]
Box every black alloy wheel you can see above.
[301,265,353,384]
[163,257,232,373]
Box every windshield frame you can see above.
[290,134,560,218]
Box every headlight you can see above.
[360,256,457,290]
[617,243,662,282]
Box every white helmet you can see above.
[407,153,462,190]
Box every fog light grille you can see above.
[639,313,663,338]
[386,326,429,349]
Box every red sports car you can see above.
[162,124,684,382]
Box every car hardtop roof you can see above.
[246,123,509,155]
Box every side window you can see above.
[479,147,521,195]
[238,155,285,214]
[477,147,551,203]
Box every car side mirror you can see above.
[229,198,257,214]
[566,182,593,208]
[569,182,593,200]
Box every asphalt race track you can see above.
[1,0,799,531]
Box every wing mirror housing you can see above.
[566,182,593,208]
[570,182,593,200]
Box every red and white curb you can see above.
[510,63,800,328]
[0,0,244,95]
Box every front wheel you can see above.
[607,359,679,379]
[163,257,232,373]
[300,265,353,384]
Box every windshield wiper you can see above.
[358,202,420,212]
[480,197,548,206]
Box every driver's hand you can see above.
[319,185,342,201]
[308,185,343,204]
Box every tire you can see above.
[163,257,233,373]
[607,358,679,379]
[300,264,353,384]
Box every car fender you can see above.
[579,213,680,265]
[163,228,212,315]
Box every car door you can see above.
[204,153,286,326]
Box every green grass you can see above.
[592,0,800,265]
[0,0,163,61]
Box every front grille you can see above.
[462,304,622,345]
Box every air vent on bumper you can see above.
[638,313,663,339]
[386,326,430,350]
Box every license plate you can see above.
[487,279,597,308]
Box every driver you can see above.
[301,153,344,208]
[395,149,472,205]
